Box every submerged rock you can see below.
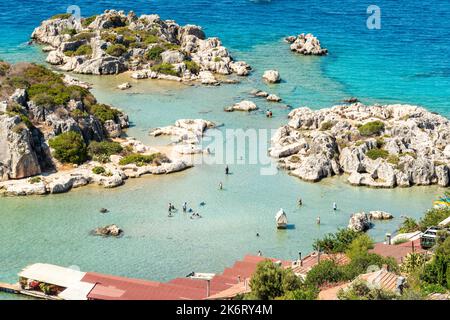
[94,224,122,237]
[117,82,131,90]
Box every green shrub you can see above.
[82,15,97,27]
[64,44,92,57]
[387,154,400,165]
[337,280,397,300]
[119,153,165,166]
[92,166,106,175]
[358,121,385,136]
[105,44,127,57]
[366,148,389,160]
[151,63,178,76]
[25,64,62,84]
[213,56,222,62]
[48,131,87,164]
[88,141,123,162]
[62,28,77,36]
[398,217,419,233]
[249,260,304,300]
[89,104,120,123]
[101,32,117,43]
[184,60,200,74]
[305,260,345,287]
[72,32,95,41]
[342,253,398,280]
[345,234,374,260]
[146,46,165,61]
[28,176,42,184]
[51,13,72,20]
[164,43,181,51]
[313,228,361,253]
[320,121,335,131]
[0,61,10,76]
[418,207,450,231]
[144,34,159,44]
[401,253,427,274]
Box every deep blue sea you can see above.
[0,0,450,296]
[1,0,450,112]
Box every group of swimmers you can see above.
[168,202,202,219]
[266,109,273,118]
[297,198,338,225]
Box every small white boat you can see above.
[275,209,288,229]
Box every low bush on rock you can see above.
[88,140,123,162]
[64,44,93,57]
[48,131,87,164]
[119,153,166,166]
[151,63,178,76]
[105,44,127,57]
[366,148,389,160]
[358,120,385,136]
[88,104,120,123]
[92,166,106,175]
[146,46,165,61]
[184,60,200,74]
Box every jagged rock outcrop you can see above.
[0,115,42,180]
[0,63,128,183]
[262,70,281,83]
[270,103,450,188]
[31,10,250,84]
[285,33,328,56]
[225,100,258,112]
[348,212,372,232]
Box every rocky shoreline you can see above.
[270,103,450,188]
[32,10,251,85]
[0,62,192,196]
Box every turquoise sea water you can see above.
[0,0,449,297]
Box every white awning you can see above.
[18,263,86,288]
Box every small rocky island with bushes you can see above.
[270,103,450,188]
[31,10,251,85]
[0,62,190,196]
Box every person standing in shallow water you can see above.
[182,202,187,213]
[333,202,337,211]
[219,182,223,190]
[225,165,229,175]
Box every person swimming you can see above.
[298,198,303,206]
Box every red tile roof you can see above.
[80,255,290,300]
[369,239,426,263]
[291,252,350,275]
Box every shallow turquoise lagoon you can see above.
[0,0,449,294]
